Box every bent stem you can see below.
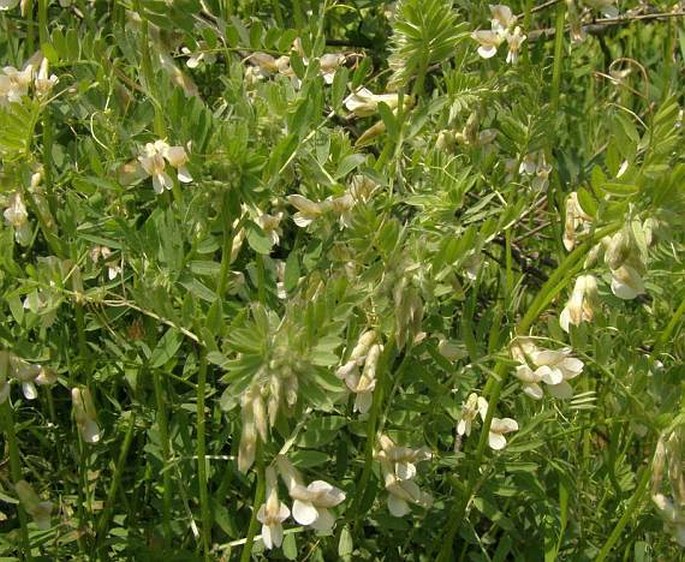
[1,401,33,562]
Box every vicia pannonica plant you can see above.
[0,1,683,560]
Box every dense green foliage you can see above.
[1,0,684,560]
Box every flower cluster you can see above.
[472,5,526,64]
[376,434,433,516]
[518,151,552,191]
[336,330,382,414]
[559,274,599,332]
[511,338,584,400]
[245,41,345,88]
[256,455,346,550]
[138,140,192,194]
[287,173,376,230]
[0,351,56,404]
[0,57,58,105]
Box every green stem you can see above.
[96,412,137,549]
[37,0,48,46]
[196,350,211,560]
[152,369,173,545]
[239,443,265,562]
[595,464,651,562]
[0,401,33,562]
[654,296,685,356]
[550,2,566,112]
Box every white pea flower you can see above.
[457,392,489,437]
[319,53,345,84]
[563,192,592,251]
[257,467,290,550]
[287,194,325,227]
[3,191,32,245]
[505,27,526,64]
[12,358,41,400]
[138,140,192,194]
[336,330,376,380]
[181,43,216,69]
[139,142,173,194]
[0,64,32,105]
[376,434,432,481]
[512,339,585,399]
[342,343,382,414]
[276,456,345,533]
[610,264,645,300]
[343,87,399,117]
[71,387,101,444]
[471,30,503,59]
[472,4,525,64]
[487,417,519,450]
[560,274,599,332]
[34,57,58,98]
[383,472,433,517]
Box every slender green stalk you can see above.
[196,350,211,561]
[37,0,48,46]
[1,401,33,562]
[654,297,685,356]
[595,464,651,562]
[96,412,137,550]
[550,2,566,112]
[152,369,173,545]
[239,443,265,562]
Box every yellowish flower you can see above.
[257,467,290,549]
[559,274,599,332]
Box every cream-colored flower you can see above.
[490,4,517,32]
[457,392,489,437]
[319,53,345,84]
[238,385,267,473]
[257,467,290,549]
[487,417,518,450]
[343,87,399,117]
[3,191,31,245]
[181,42,216,68]
[286,194,324,227]
[505,26,526,64]
[559,274,599,332]
[610,264,645,300]
[138,140,192,194]
[277,456,345,532]
[342,343,381,414]
[71,386,101,443]
[139,142,173,194]
[513,340,584,399]
[383,472,433,517]
[563,192,592,251]
[34,57,58,97]
[377,434,432,481]
[0,64,32,104]
[472,30,503,59]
